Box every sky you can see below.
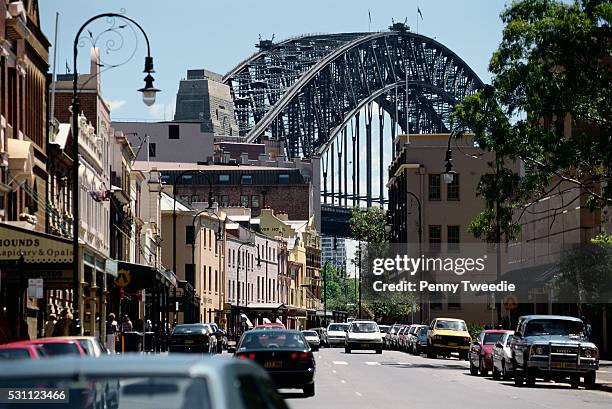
[39,0,510,273]
[39,0,508,122]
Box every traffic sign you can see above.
[503,294,519,311]
[114,269,131,287]
[28,278,43,299]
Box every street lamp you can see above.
[71,13,159,333]
[406,191,423,323]
[443,133,457,184]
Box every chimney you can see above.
[240,152,249,164]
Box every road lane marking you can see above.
[397,362,412,365]
[340,379,346,384]
[355,392,363,397]
[333,361,348,365]
[365,361,380,365]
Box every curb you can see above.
[596,383,612,393]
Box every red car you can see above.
[5,338,87,357]
[469,330,513,376]
[254,322,286,330]
[0,343,46,360]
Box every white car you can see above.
[344,320,383,354]
[301,330,321,351]
[326,323,349,347]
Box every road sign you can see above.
[114,269,131,287]
[503,294,519,311]
[28,278,43,299]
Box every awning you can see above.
[0,222,72,263]
[7,138,34,184]
[116,261,177,289]
[246,302,286,310]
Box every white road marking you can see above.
[397,362,412,365]
[365,361,380,366]
[332,370,337,374]
[333,361,348,365]
[355,391,363,397]
[340,379,346,384]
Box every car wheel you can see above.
[469,359,479,376]
[492,364,500,380]
[502,359,509,380]
[570,374,580,389]
[584,371,596,389]
[376,347,382,354]
[345,346,351,354]
[303,383,315,397]
[426,344,436,359]
[479,358,489,377]
[513,363,524,387]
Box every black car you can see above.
[169,324,217,354]
[205,322,227,353]
[235,329,316,397]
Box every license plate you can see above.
[264,361,283,369]
[184,340,194,344]
[551,362,575,369]
[448,342,457,347]
[361,344,370,348]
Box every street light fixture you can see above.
[70,13,159,333]
[443,132,457,184]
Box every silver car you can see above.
[0,354,289,409]
[492,331,515,380]
[302,330,321,351]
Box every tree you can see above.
[453,0,612,241]
[350,206,387,244]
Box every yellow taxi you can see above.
[426,318,471,360]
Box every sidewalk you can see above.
[597,360,612,392]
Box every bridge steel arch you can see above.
[224,27,483,233]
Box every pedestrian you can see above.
[44,313,57,337]
[144,319,152,332]
[120,314,133,333]
[106,313,118,353]
[53,309,73,337]
[0,310,13,345]
[15,314,30,341]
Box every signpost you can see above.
[27,278,43,299]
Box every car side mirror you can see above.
[495,342,502,348]
[585,324,592,338]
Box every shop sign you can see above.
[0,224,73,263]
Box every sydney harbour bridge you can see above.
[223,23,484,237]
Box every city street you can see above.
[285,348,612,409]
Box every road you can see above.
[284,347,611,409]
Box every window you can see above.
[278,174,290,184]
[241,175,253,185]
[447,173,460,200]
[191,195,199,203]
[221,195,229,207]
[251,195,260,208]
[429,174,441,201]
[219,174,230,184]
[185,225,195,244]
[185,264,195,286]
[208,267,212,293]
[447,225,460,252]
[160,175,171,184]
[215,270,218,292]
[180,195,190,204]
[169,124,180,139]
[240,195,249,207]
[181,174,193,184]
[148,142,156,158]
[428,225,441,251]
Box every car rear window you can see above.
[38,343,81,356]
[302,331,318,337]
[239,331,307,350]
[328,324,348,331]
[0,349,30,360]
[172,325,208,335]
[483,333,505,344]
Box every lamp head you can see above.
[138,73,160,107]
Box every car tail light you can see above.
[238,353,256,360]
[291,352,312,360]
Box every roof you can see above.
[0,354,258,379]
[51,123,71,149]
[518,315,583,322]
[160,192,191,212]
[133,161,294,172]
[433,317,467,322]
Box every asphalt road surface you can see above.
[284,347,611,409]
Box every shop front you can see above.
[167,280,199,325]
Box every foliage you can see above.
[321,264,358,315]
[453,0,612,241]
[350,206,387,244]
[368,293,418,324]
[467,322,485,339]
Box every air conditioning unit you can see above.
[8,1,27,23]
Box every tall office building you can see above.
[321,235,347,270]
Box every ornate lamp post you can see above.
[71,13,159,333]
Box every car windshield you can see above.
[0,376,211,409]
[350,322,378,333]
[435,320,467,331]
[328,324,348,331]
[172,325,208,335]
[37,343,81,356]
[238,331,308,350]
[524,319,585,337]
[378,325,391,333]
[0,349,30,360]
[483,333,505,344]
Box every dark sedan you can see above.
[169,324,216,354]
[235,329,316,397]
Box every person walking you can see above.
[106,313,118,353]
[44,314,57,337]
[120,314,133,333]
[53,309,73,337]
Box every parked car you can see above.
[206,323,227,353]
[408,325,429,355]
[378,325,391,345]
[492,331,515,380]
[469,330,513,376]
[169,323,217,354]
[254,322,286,330]
[0,343,46,360]
[510,315,598,389]
[311,327,328,347]
[301,330,321,351]
[426,318,471,360]
[53,336,108,357]
[397,325,411,352]
[345,320,383,354]
[0,354,289,409]
[385,324,403,350]
[326,323,349,347]
[235,329,316,397]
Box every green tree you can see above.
[350,206,387,244]
[453,0,612,240]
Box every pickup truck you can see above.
[510,315,598,389]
